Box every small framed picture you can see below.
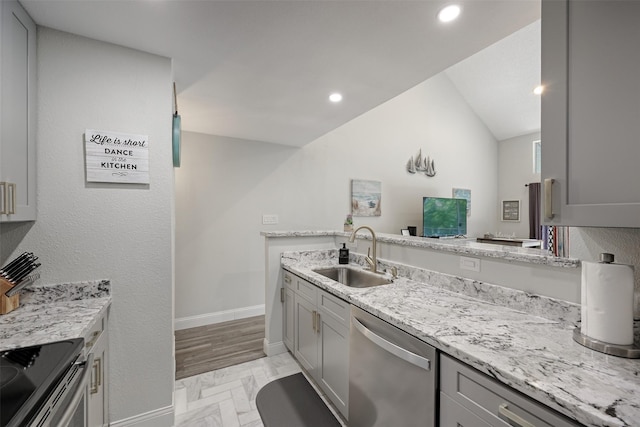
[501,200,520,222]
[401,229,410,236]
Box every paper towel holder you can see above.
[573,328,639,358]
[574,251,639,357]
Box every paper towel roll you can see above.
[581,259,635,345]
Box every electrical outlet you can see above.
[459,256,480,272]
[262,214,279,225]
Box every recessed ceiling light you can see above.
[438,5,461,23]
[329,93,343,103]
[533,85,544,95]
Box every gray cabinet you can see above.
[541,0,640,227]
[0,0,37,222]
[282,273,295,351]
[294,285,318,373]
[283,270,349,419]
[316,288,349,417]
[439,354,580,427]
[84,310,110,427]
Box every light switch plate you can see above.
[460,256,480,272]
[262,214,279,225]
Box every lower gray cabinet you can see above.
[439,354,581,427]
[316,289,349,418]
[282,270,349,419]
[84,310,109,427]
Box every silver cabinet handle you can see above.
[316,312,321,334]
[91,356,102,394]
[498,403,536,427]
[0,182,6,214]
[280,287,285,303]
[312,310,317,332]
[352,316,430,370]
[8,183,16,214]
[544,178,555,220]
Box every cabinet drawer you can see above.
[440,354,580,427]
[317,289,349,327]
[295,277,317,303]
[283,271,295,291]
[440,392,491,427]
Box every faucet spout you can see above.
[349,225,379,274]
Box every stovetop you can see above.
[0,338,83,427]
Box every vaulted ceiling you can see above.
[21,0,541,146]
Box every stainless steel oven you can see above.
[1,338,92,427]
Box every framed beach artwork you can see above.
[352,179,381,217]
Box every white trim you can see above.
[109,405,174,427]
[263,338,287,356]
[174,304,265,330]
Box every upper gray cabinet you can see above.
[541,0,640,227]
[1,0,37,222]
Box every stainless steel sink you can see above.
[313,267,392,288]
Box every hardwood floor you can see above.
[176,315,266,380]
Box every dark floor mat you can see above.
[256,373,341,427]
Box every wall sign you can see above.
[85,129,149,184]
[501,199,521,222]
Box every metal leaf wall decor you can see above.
[407,149,436,177]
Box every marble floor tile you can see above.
[175,352,302,427]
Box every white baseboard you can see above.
[174,304,265,330]
[263,338,287,357]
[109,405,174,427]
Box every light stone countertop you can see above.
[281,250,639,427]
[0,280,111,351]
[262,230,581,268]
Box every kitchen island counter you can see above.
[0,280,111,351]
[282,250,638,427]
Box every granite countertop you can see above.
[281,250,639,427]
[0,280,111,351]
[261,230,581,268]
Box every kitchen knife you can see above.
[0,252,32,276]
[0,252,30,273]
[2,255,37,282]
[1,254,36,279]
[12,262,40,284]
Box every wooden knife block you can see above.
[0,277,19,315]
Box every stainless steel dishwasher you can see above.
[349,306,437,427]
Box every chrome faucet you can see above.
[349,225,380,274]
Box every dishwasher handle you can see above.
[352,316,431,371]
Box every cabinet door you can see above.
[541,0,640,227]
[0,0,36,222]
[283,287,295,351]
[294,294,318,374]
[317,307,349,419]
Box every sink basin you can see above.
[313,267,392,288]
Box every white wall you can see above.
[497,132,541,237]
[175,72,500,322]
[1,29,175,425]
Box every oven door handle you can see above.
[57,353,94,427]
